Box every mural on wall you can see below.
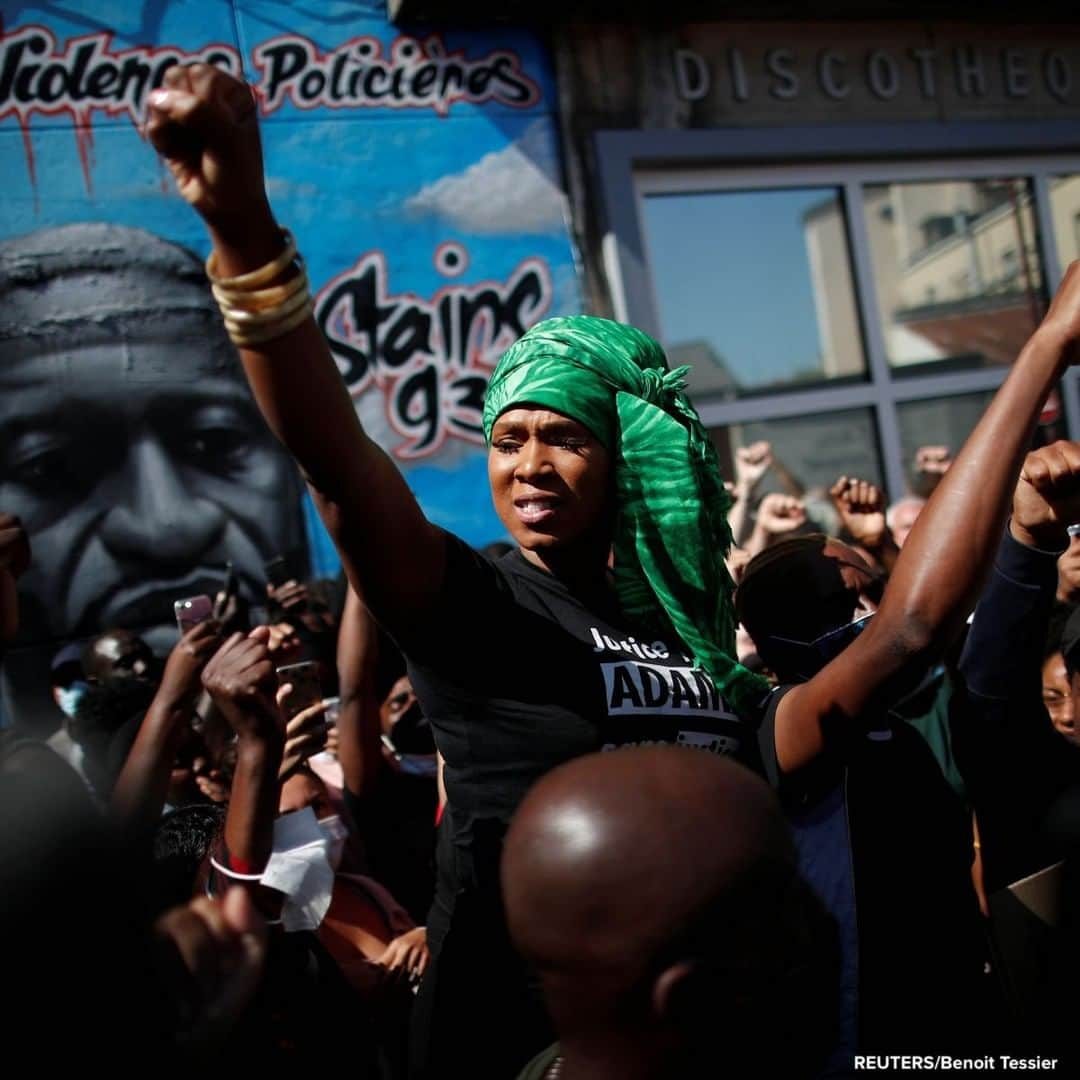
[0,0,579,727]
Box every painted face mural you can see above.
[0,4,577,730]
[0,223,305,657]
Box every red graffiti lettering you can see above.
[0,24,240,189]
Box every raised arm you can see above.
[110,620,221,838]
[335,586,384,802]
[144,65,444,631]
[728,442,772,544]
[959,441,1080,702]
[775,264,1080,773]
[201,629,284,877]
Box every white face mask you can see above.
[55,682,87,720]
[261,807,337,932]
[317,813,349,872]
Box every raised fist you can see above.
[201,628,282,741]
[755,494,807,537]
[145,64,270,236]
[829,475,889,550]
[1012,440,1080,550]
[735,442,772,490]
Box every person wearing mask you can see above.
[200,628,427,1073]
[737,440,1080,1061]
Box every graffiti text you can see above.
[315,252,552,458]
[254,33,540,117]
[0,25,240,189]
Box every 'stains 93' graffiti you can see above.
[315,250,552,459]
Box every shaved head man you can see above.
[502,747,839,1080]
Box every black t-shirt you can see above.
[761,681,988,1059]
[343,768,438,925]
[398,535,765,904]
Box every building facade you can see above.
[550,19,1080,497]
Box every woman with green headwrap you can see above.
[145,63,1080,1079]
[144,66,774,1080]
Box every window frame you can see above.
[595,122,1079,499]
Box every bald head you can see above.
[502,747,838,1076]
[83,629,153,684]
[504,747,790,973]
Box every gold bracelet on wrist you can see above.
[206,227,314,348]
[211,264,308,313]
[222,275,311,330]
[227,297,314,347]
[205,229,297,288]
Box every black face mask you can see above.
[387,703,436,756]
[71,676,158,741]
[767,612,875,682]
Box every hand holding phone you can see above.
[213,562,238,621]
[275,660,323,719]
[264,555,292,589]
[175,594,214,634]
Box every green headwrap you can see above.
[482,315,770,718]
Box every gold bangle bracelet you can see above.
[222,279,312,329]
[212,265,307,313]
[206,229,297,290]
[227,297,314,347]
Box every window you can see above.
[607,137,1079,502]
[895,391,994,490]
[712,406,883,496]
[1049,174,1080,264]
[641,187,865,399]
[863,178,1045,374]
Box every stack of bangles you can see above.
[206,228,312,347]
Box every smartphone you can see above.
[276,661,323,718]
[175,594,214,634]
[264,555,292,588]
[213,561,237,620]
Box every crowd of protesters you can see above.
[3,60,1080,1078]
